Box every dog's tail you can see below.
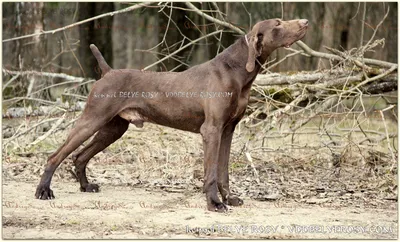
[90,44,112,76]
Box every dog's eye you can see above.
[276,21,281,26]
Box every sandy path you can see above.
[2,181,397,239]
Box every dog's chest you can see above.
[229,78,256,120]
[229,92,250,121]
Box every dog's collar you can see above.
[245,34,249,46]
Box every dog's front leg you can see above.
[218,123,244,206]
[200,123,226,212]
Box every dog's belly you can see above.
[118,108,204,133]
[118,109,147,128]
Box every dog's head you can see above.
[246,18,308,72]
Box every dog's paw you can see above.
[80,183,100,193]
[224,195,244,206]
[35,185,55,200]
[207,201,228,213]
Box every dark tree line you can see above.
[2,2,397,101]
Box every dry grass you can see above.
[2,109,397,210]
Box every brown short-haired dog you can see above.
[35,18,308,212]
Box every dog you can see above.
[35,18,308,212]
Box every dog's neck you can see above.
[214,37,273,87]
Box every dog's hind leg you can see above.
[72,115,129,192]
[35,108,115,200]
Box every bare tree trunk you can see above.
[157,3,200,72]
[18,3,47,98]
[77,3,95,79]
[78,2,114,80]
[94,3,114,77]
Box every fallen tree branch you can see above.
[3,69,397,119]
[254,71,397,86]
[3,69,85,82]
[362,80,397,94]
[295,40,397,69]
[3,118,60,144]
[5,68,395,88]
[344,65,397,95]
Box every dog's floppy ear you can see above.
[246,26,263,72]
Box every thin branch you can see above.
[361,6,390,53]
[210,2,226,21]
[3,118,60,144]
[360,2,366,49]
[2,73,20,91]
[264,50,304,72]
[184,2,245,35]
[241,3,252,30]
[63,31,85,77]
[379,110,397,171]
[295,40,397,68]
[29,115,66,147]
[143,30,223,71]
[3,2,154,43]
[350,2,361,20]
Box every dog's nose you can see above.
[299,19,309,27]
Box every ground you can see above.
[2,181,397,239]
[2,118,398,239]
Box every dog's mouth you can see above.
[282,40,297,48]
[284,43,293,48]
[283,26,308,48]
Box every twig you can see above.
[245,152,260,184]
[184,2,245,35]
[350,3,361,20]
[3,2,154,43]
[378,109,397,171]
[29,115,66,147]
[210,2,226,21]
[361,6,390,54]
[143,30,223,70]
[265,50,304,72]
[2,73,20,91]
[360,2,366,49]
[241,3,252,30]
[4,118,60,144]
[134,49,190,68]
[295,40,397,68]
[63,31,85,77]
